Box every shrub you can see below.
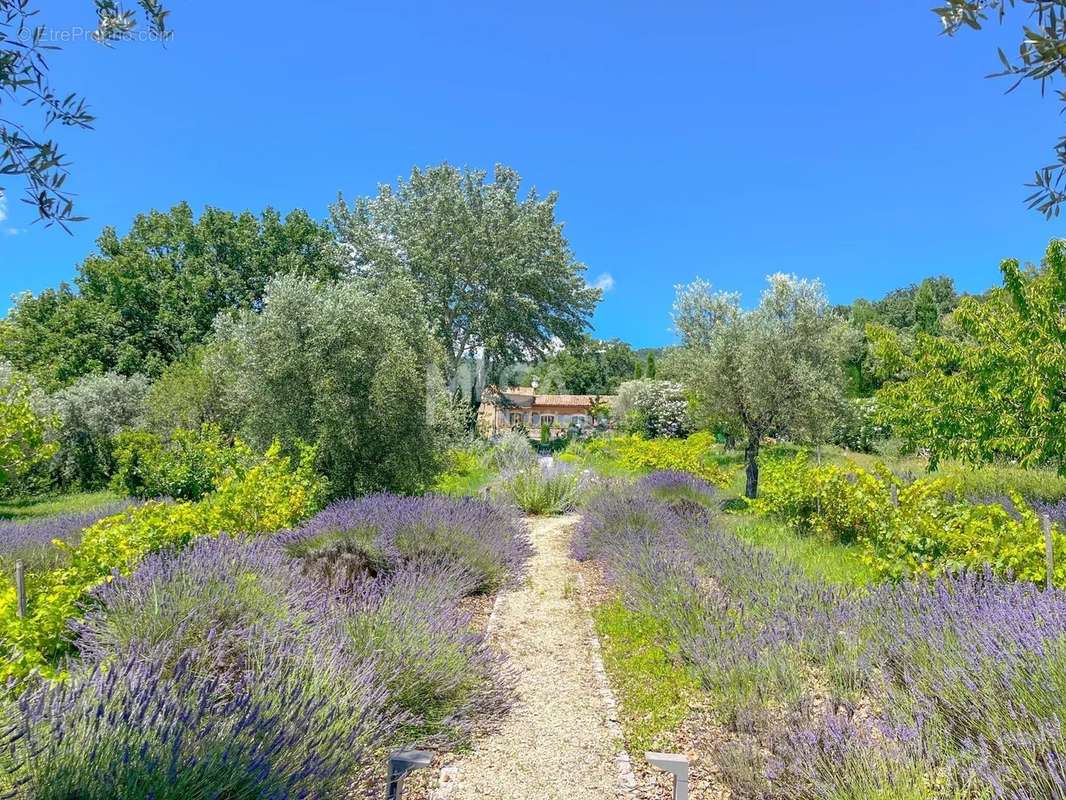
[0,368,56,494]
[0,501,134,581]
[75,532,512,754]
[280,493,530,594]
[944,462,1066,504]
[636,470,721,514]
[757,453,1066,586]
[581,480,1066,797]
[0,442,325,683]
[1035,499,1066,528]
[110,424,255,500]
[492,430,537,473]
[432,443,491,496]
[830,397,888,453]
[867,479,1058,584]
[571,485,684,562]
[757,453,893,544]
[144,344,243,435]
[612,379,691,438]
[41,372,148,490]
[497,462,584,515]
[73,535,319,681]
[0,640,393,799]
[612,432,731,486]
[339,562,511,744]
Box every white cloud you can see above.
[4,227,23,237]
[592,272,615,293]
[0,192,7,224]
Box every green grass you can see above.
[724,515,875,586]
[432,466,496,497]
[593,598,700,752]
[798,444,1066,502]
[0,491,124,522]
[557,450,645,479]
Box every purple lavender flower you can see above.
[636,470,721,514]
[1,639,395,799]
[0,501,134,580]
[1035,498,1066,528]
[579,478,1066,797]
[77,515,520,754]
[279,493,531,593]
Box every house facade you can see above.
[476,386,614,439]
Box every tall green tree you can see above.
[214,274,456,496]
[913,278,942,335]
[875,238,1066,472]
[843,276,958,396]
[673,274,850,498]
[935,1,1066,216]
[329,163,601,387]
[0,203,334,387]
[1,1,169,227]
[531,337,638,395]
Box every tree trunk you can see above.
[725,433,736,451]
[745,436,760,499]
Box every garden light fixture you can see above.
[385,748,432,800]
[646,751,689,800]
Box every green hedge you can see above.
[0,442,325,684]
[758,453,1065,586]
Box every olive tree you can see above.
[673,274,850,498]
[935,1,1066,216]
[43,372,149,489]
[214,274,456,496]
[1,1,169,227]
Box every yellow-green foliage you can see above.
[431,447,491,496]
[575,432,732,486]
[758,453,1066,587]
[757,454,893,544]
[593,598,699,752]
[0,442,325,683]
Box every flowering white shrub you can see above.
[612,380,691,439]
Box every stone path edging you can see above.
[429,514,635,800]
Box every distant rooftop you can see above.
[483,386,614,408]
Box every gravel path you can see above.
[432,514,628,800]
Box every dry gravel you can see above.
[429,514,627,800]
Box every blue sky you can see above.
[0,0,1062,347]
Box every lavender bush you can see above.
[636,470,721,514]
[571,483,689,562]
[75,534,324,683]
[280,493,531,593]
[0,489,529,797]
[0,642,394,799]
[76,528,517,750]
[1035,498,1066,528]
[0,501,134,580]
[582,481,1066,799]
[339,561,513,744]
[491,430,537,473]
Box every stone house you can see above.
[476,386,613,439]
